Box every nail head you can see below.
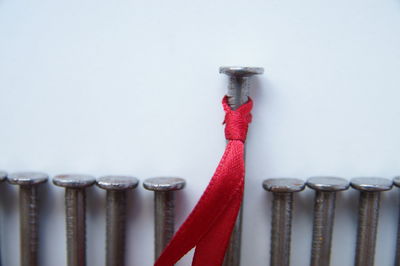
[143,177,186,192]
[350,177,392,192]
[263,178,305,193]
[53,174,96,188]
[8,172,48,185]
[96,175,139,190]
[394,176,400,187]
[307,176,349,192]
[219,66,264,77]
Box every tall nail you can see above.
[53,174,96,266]
[7,172,48,266]
[220,66,263,266]
[96,175,139,266]
[351,177,392,266]
[263,178,305,266]
[143,177,186,260]
[307,176,349,266]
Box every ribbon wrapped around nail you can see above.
[155,95,253,266]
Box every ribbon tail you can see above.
[155,141,245,266]
[192,186,244,266]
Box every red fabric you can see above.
[155,96,253,266]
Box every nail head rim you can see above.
[143,177,186,192]
[96,175,139,190]
[7,171,48,185]
[394,176,400,187]
[53,174,96,188]
[307,176,349,192]
[219,66,264,77]
[350,177,393,192]
[263,178,305,193]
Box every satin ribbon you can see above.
[155,95,253,266]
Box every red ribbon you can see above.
[155,96,253,266]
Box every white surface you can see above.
[1,0,400,265]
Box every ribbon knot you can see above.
[223,96,253,142]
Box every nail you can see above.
[0,171,6,266]
[263,178,305,266]
[53,174,96,266]
[351,177,392,266]
[7,172,48,266]
[96,175,139,266]
[143,177,186,260]
[392,176,400,265]
[220,66,263,266]
[307,176,349,266]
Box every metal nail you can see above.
[263,178,305,266]
[143,177,186,260]
[307,176,349,266]
[53,174,96,266]
[350,177,392,266]
[220,66,264,266]
[96,175,139,266]
[392,176,400,265]
[0,171,7,266]
[7,172,48,266]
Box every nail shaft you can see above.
[355,191,380,266]
[19,186,39,266]
[106,190,127,266]
[310,191,336,266]
[393,176,400,265]
[65,188,87,266]
[154,191,175,259]
[0,171,6,266]
[270,192,293,266]
[395,192,400,265]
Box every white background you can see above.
[1,0,400,265]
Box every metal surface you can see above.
[220,66,263,266]
[393,176,400,266]
[143,177,186,260]
[307,177,349,266]
[7,172,48,266]
[96,175,139,266]
[263,178,305,266]
[53,174,95,266]
[351,177,392,266]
